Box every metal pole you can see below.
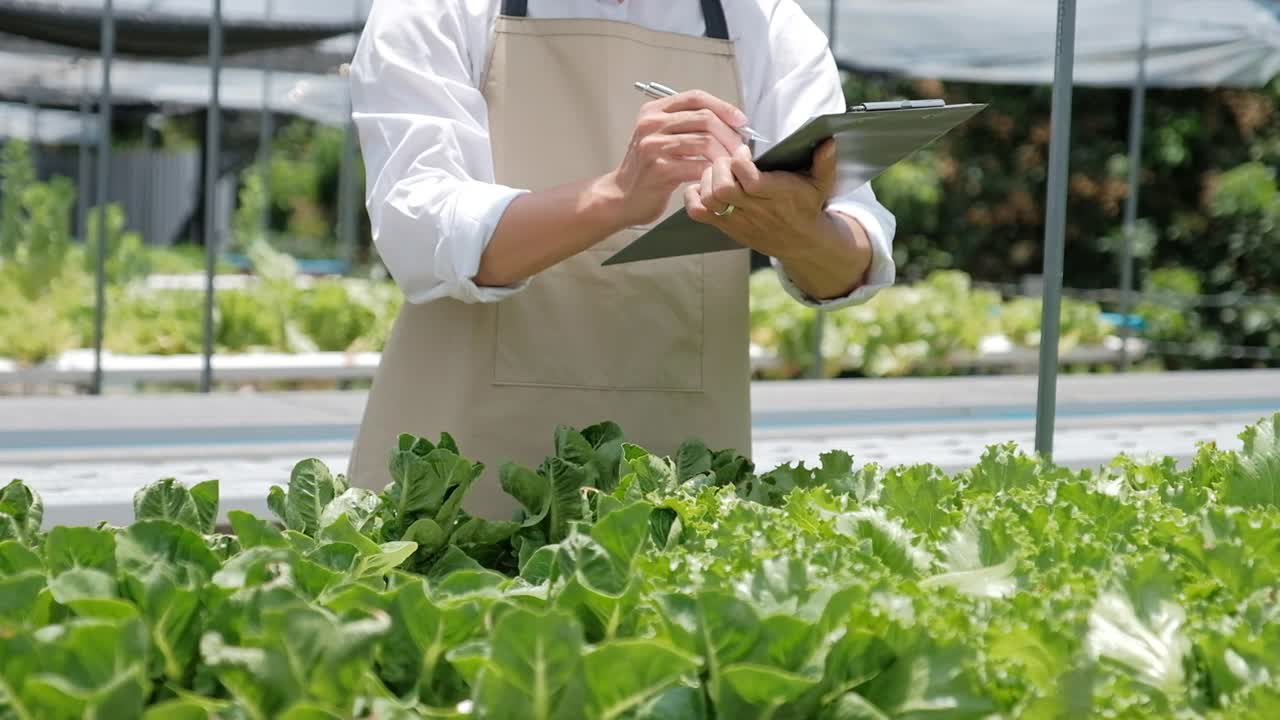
[1118,0,1151,371]
[337,0,362,269]
[76,60,91,242]
[828,0,838,44]
[141,115,155,246]
[257,0,275,240]
[1033,0,1079,459]
[27,96,39,169]
[338,118,358,267]
[201,0,223,393]
[91,0,115,396]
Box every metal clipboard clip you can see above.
[849,99,947,112]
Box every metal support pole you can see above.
[91,1,115,396]
[1118,0,1151,371]
[338,119,359,267]
[1033,0,1079,459]
[76,60,91,241]
[141,115,155,245]
[27,96,39,169]
[257,0,275,240]
[337,0,363,269]
[201,0,223,394]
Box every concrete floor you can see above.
[3,369,1276,527]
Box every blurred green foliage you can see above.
[83,204,150,286]
[750,269,1114,379]
[0,142,397,365]
[5,65,1277,371]
[1,141,76,299]
[846,72,1280,367]
[231,120,367,261]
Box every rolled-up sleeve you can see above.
[349,0,527,304]
[751,2,898,309]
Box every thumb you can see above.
[810,138,839,196]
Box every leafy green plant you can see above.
[3,414,1279,717]
[232,167,269,252]
[1210,162,1278,218]
[0,258,88,364]
[215,289,286,353]
[102,286,205,356]
[0,141,76,300]
[1136,267,1209,359]
[751,268,1114,378]
[0,263,1124,375]
[264,432,520,580]
[263,120,349,244]
[998,295,1112,351]
[83,203,151,286]
[0,140,36,260]
[291,280,377,352]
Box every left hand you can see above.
[684,138,840,263]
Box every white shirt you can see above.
[349,0,898,308]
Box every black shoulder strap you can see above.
[701,0,729,40]
[500,0,727,40]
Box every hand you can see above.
[685,139,841,260]
[685,138,873,299]
[600,90,750,228]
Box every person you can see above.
[346,0,897,516]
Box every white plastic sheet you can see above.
[799,0,1280,88]
[0,101,93,143]
[1,0,370,24]
[0,51,349,126]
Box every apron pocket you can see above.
[493,230,705,392]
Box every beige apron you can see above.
[349,3,751,518]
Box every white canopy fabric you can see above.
[1,0,370,24]
[799,0,1280,88]
[0,0,371,57]
[5,2,1276,135]
[0,51,349,127]
[0,101,94,143]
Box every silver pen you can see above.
[633,81,769,144]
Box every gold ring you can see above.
[713,203,736,217]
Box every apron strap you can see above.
[499,0,730,40]
[700,0,730,40]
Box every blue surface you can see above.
[754,397,1277,430]
[221,254,350,276]
[1100,312,1146,331]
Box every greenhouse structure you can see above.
[1,0,1279,717]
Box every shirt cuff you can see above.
[771,203,897,310]
[422,181,531,305]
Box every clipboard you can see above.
[601,100,988,266]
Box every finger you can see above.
[710,156,743,208]
[685,183,717,225]
[658,158,713,186]
[658,133,731,162]
[661,110,745,156]
[810,138,839,197]
[658,89,748,131]
[698,165,715,209]
[729,143,764,196]
[746,138,837,198]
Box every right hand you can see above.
[601,90,750,227]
